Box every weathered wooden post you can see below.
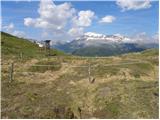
[9,62,14,82]
[78,107,82,119]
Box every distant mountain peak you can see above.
[75,32,131,43]
[84,32,105,38]
[52,31,158,56]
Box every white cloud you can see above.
[24,0,95,40]
[131,32,158,43]
[72,10,95,27]
[99,15,116,23]
[68,27,84,37]
[24,0,76,37]
[24,18,36,26]
[3,23,25,38]
[152,32,159,43]
[3,23,14,32]
[133,32,149,41]
[12,30,25,38]
[116,0,152,11]
[69,10,95,38]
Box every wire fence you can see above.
[1,60,150,83]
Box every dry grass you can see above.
[1,50,159,118]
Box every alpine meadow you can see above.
[1,0,159,119]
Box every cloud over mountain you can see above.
[72,10,95,27]
[68,27,84,38]
[3,23,25,37]
[99,15,116,23]
[68,10,95,37]
[116,0,151,11]
[131,32,159,44]
[24,0,95,40]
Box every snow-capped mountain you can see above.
[53,32,158,56]
[76,32,131,43]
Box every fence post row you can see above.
[9,62,14,82]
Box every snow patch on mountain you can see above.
[75,32,132,43]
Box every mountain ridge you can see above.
[53,32,158,56]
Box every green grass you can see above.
[2,58,159,118]
[94,79,158,119]
[141,48,159,56]
[1,32,65,60]
[1,32,159,119]
[28,60,62,73]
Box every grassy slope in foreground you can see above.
[1,32,65,59]
[1,32,159,119]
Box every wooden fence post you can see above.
[78,107,82,119]
[88,63,91,82]
[9,62,14,82]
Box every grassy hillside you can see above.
[1,32,65,59]
[72,43,146,56]
[1,32,159,119]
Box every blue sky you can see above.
[1,0,159,41]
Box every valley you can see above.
[53,32,158,56]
